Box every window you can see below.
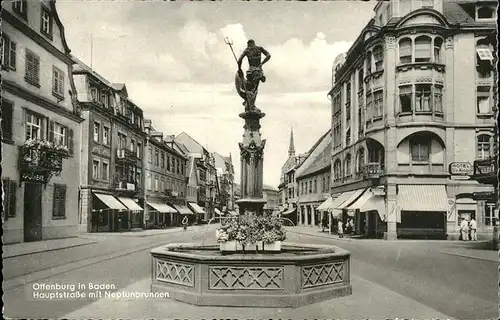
[100,92,109,108]
[415,36,431,62]
[346,128,351,146]
[52,184,66,219]
[346,82,351,120]
[136,169,142,188]
[373,46,383,71]
[177,158,180,174]
[477,86,492,114]
[103,127,110,145]
[366,93,373,120]
[90,88,98,102]
[415,84,432,112]
[358,69,364,91]
[2,179,17,220]
[477,135,491,160]
[148,147,153,163]
[345,154,352,177]
[309,181,312,193]
[334,160,342,180]
[1,100,13,141]
[25,50,40,86]
[136,142,141,158]
[373,90,383,117]
[52,66,64,97]
[410,141,430,162]
[181,162,185,175]
[1,34,17,70]
[155,176,159,191]
[41,6,53,37]
[399,38,412,64]
[92,160,99,180]
[155,149,159,166]
[433,38,443,63]
[366,51,372,74]
[476,43,493,78]
[25,111,43,140]
[117,133,126,149]
[52,123,67,146]
[147,173,152,190]
[477,7,494,19]
[130,140,135,152]
[12,0,27,20]
[161,152,165,168]
[434,86,443,113]
[358,108,364,136]
[399,86,413,113]
[357,148,365,173]
[93,122,100,142]
[484,202,496,226]
[102,162,109,180]
[313,180,317,193]
[167,155,171,171]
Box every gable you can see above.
[401,14,443,27]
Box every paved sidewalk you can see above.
[84,224,217,238]
[61,275,455,319]
[3,237,99,259]
[440,247,498,262]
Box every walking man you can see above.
[338,220,344,239]
[470,217,477,241]
[460,218,469,241]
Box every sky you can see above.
[57,0,376,187]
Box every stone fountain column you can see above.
[237,109,267,218]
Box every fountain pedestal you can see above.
[237,109,267,217]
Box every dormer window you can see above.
[13,0,27,21]
[40,6,53,39]
[477,6,495,20]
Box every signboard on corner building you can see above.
[449,162,473,176]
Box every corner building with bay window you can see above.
[1,0,83,243]
[328,0,497,240]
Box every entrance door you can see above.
[24,183,43,242]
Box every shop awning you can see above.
[347,189,386,220]
[397,185,449,212]
[215,208,223,215]
[118,197,143,211]
[188,202,206,214]
[476,48,494,61]
[337,189,365,209]
[282,207,296,215]
[173,205,194,215]
[317,198,334,211]
[94,193,127,210]
[147,201,177,213]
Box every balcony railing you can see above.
[116,148,138,163]
[19,145,69,184]
[473,157,497,183]
[114,179,140,192]
[363,162,383,179]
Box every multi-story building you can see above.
[263,185,279,215]
[143,121,188,228]
[278,128,298,214]
[327,0,497,240]
[213,152,235,214]
[295,130,332,227]
[73,58,146,232]
[1,0,84,243]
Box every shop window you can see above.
[399,85,413,113]
[410,140,430,162]
[373,46,384,71]
[433,38,443,63]
[415,36,432,62]
[476,86,492,114]
[476,134,492,160]
[415,84,432,112]
[399,38,412,64]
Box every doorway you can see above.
[24,182,43,242]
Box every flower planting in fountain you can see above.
[216,214,286,252]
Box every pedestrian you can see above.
[460,218,469,241]
[321,215,328,232]
[338,220,344,238]
[182,215,189,231]
[470,217,477,241]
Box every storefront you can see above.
[346,188,386,238]
[172,204,194,225]
[91,193,128,232]
[188,202,206,224]
[118,197,143,229]
[146,201,177,228]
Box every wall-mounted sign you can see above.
[472,191,495,200]
[474,158,496,176]
[21,171,48,183]
[449,162,473,176]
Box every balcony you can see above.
[116,148,138,164]
[164,189,179,198]
[472,157,497,184]
[363,162,383,180]
[18,143,70,184]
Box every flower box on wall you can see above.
[220,240,238,252]
[263,241,281,252]
[243,242,257,252]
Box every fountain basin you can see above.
[150,242,352,308]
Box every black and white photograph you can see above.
[1,0,498,319]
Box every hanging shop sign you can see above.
[449,162,473,176]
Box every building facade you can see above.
[263,185,279,215]
[213,152,235,213]
[73,58,146,233]
[1,0,84,243]
[328,0,497,240]
[278,128,299,216]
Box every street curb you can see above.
[440,251,499,263]
[3,240,100,259]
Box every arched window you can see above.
[357,148,365,173]
[373,46,384,71]
[399,38,412,64]
[366,51,372,74]
[344,154,352,177]
[433,37,443,63]
[415,36,432,62]
[334,159,342,181]
[477,7,494,19]
[477,135,492,160]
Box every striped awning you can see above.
[147,201,177,213]
[317,198,334,211]
[337,189,365,210]
[397,185,449,212]
[173,205,194,215]
[347,189,386,221]
[188,202,206,214]
[118,197,143,211]
[94,193,127,210]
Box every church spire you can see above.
[288,127,295,157]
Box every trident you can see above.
[224,37,251,109]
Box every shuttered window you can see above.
[52,184,67,218]
[52,66,65,97]
[1,100,14,141]
[25,50,40,86]
[2,179,17,221]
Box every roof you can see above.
[297,136,332,179]
[72,55,113,87]
[213,152,230,171]
[111,83,126,91]
[174,132,205,154]
[263,184,278,191]
[442,0,475,24]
